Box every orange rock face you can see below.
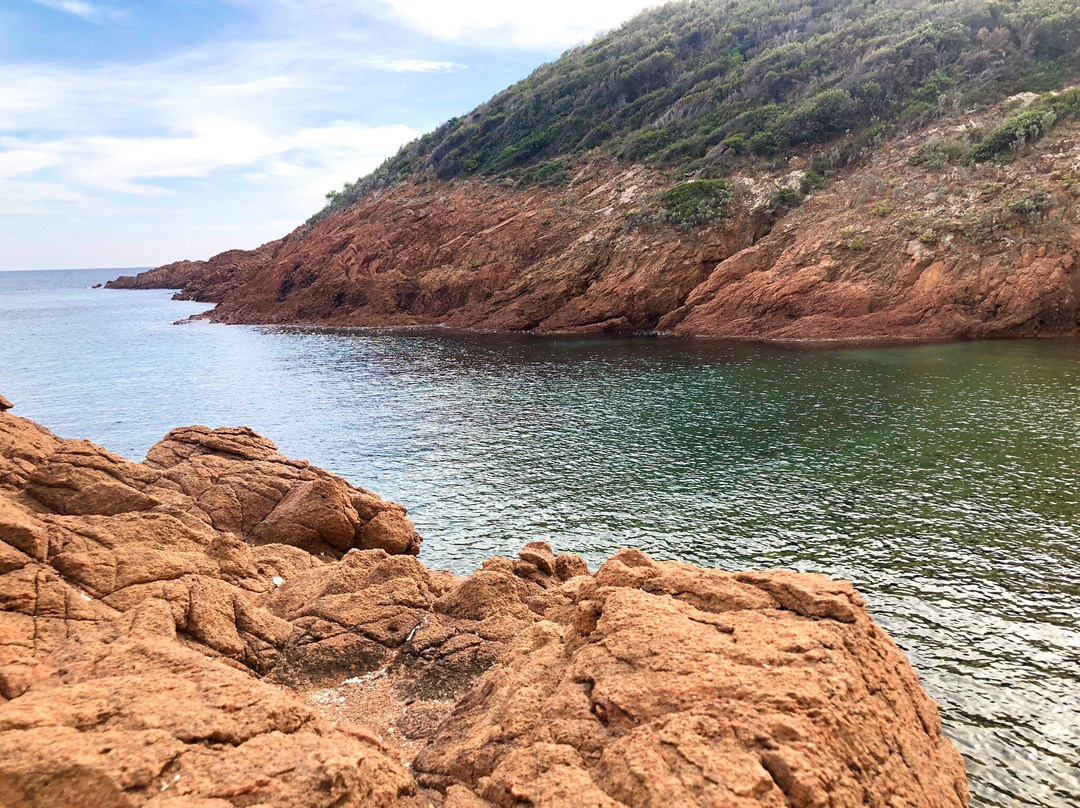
[0,402,969,806]
[109,111,1080,343]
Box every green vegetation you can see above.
[657,179,732,226]
[908,138,971,168]
[838,225,869,250]
[313,0,1080,222]
[970,88,1080,161]
[1006,190,1054,222]
[772,186,804,212]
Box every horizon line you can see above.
[0,266,154,273]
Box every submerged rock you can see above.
[0,403,969,806]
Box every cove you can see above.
[1,268,1078,807]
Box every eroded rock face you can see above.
[0,605,418,808]
[0,409,421,679]
[0,407,969,807]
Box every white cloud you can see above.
[2,0,657,268]
[0,121,419,213]
[278,123,420,201]
[240,0,657,49]
[0,148,62,179]
[356,57,462,73]
[2,177,92,216]
[374,0,658,48]
[31,0,125,23]
[287,122,417,150]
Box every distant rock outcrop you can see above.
[109,98,1080,344]
[0,402,970,806]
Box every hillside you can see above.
[109,0,1080,342]
[316,0,1080,218]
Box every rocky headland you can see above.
[107,100,1080,344]
[0,396,969,806]
[107,0,1080,343]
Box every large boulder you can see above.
[1,413,422,559]
[412,549,970,808]
[0,408,424,683]
[266,549,456,686]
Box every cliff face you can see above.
[0,398,969,806]
[109,102,1080,342]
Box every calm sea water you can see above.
[1,268,1077,806]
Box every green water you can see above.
[1,269,1078,806]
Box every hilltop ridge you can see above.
[313,0,1080,220]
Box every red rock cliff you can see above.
[109,103,1080,343]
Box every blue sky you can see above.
[1,0,656,270]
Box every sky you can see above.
[0,0,657,270]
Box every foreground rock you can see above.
[0,402,969,806]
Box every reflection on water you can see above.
[1,269,1078,806]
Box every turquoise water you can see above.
[1,268,1077,806]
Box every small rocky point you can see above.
[0,398,969,807]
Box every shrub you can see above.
[774,186,803,208]
[837,225,869,249]
[723,133,749,155]
[907,69,956,105]
[909,138,970,168]
[870,202,894,217]
[800,171,825,195]
[899,211,924,234]
[519,159,570,187]
[748,130,785,156]
[783,89,860,145]
[657,180,732,226]
[1007,191,1053,223]
[971,105,1058,162]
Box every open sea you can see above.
[0,267,1077,806]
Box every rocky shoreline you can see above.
[108,101,1080,345]
[0,397,969,806]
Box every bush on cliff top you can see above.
[658,179,732,226]
[313,0,1080,223]
[971,87,1080,161]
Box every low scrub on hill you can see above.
[971,87,1080,161]
[314,0,1080,223]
